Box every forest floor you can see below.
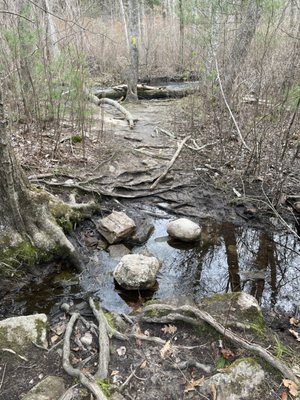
[1,94,300,399]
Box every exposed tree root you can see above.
[141,303,299,384]
[62,313,108,400]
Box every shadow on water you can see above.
[2,213,300,317]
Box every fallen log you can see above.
[92,82,199,100]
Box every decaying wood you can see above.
[62,313,108,400]
[141,304,299,384]
[150,136,191,189]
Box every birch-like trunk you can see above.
[126,0,139,101]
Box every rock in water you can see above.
[113,254,160,290]
[97,211,136,244]
[167,218,201,242]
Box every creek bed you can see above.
[1,208,299,319]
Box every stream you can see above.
[3,208,300,319]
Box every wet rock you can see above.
[125,217,154,245]
[113,254,160,290]
[108,244,131,260]
[200,359,265,400]
[167,218,201,242]
[22,376,65,400]
[0,314,48,353]
[97,211,136,244]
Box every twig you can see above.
[171,360,212,374]
[0,363,7,391]
[142,304,299,384]
[58,384,79,400]
[62,313,108,400]
[150,136,191,189]
[215,58,250,151]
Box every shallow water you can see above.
[5,213,300,317]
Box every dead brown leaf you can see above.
[209,383,217,400]
[160,340,173,359]
[184,377,205,392]
[220,348,234,359]
[282,378,298,397]
[140,360,147,369]
[289,329,300,342]
[289,317,299,326]
[161,324,178,335]
[281,391,288,400]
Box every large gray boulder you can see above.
[200,359,265,400]
[97,211,136,244]
[0,314,48,354]
[22,376,65,400]
[167,218,201,242]
[113,254,160,290]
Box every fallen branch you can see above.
[150,136,191,189]
[62,312,108,400]
[141,304,299,384]
[85,89,134,129]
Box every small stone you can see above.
[97,211,136,244]
[167,218,201,242]
[113,254,160,290]
[60,303,70,313]
[81,332,93,347]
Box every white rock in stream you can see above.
[167,218,201,242]
[113,254,160,290]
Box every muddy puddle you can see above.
[3,210,299,319]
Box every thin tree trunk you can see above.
[223,0,262,97]
[119,0,129,51]
[126,0,139,101]
[178,0,184,72]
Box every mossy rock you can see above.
[199,292,265,337]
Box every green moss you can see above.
[71,134,82,143]
[242,306,266,337]
[96,379,111,399]
[35,319,48,346]
[104,312,116,329]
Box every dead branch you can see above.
[215,58,250,152]
[142,304,299,384]
[150,136,191,189]
[62,313,108,400]
[85,89,134,129]
[171,360,211,374]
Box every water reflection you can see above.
[144,219,300,313]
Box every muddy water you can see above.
[5,213,299,318]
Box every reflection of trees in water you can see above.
[223,222,241,292]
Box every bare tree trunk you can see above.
[119,0,129,50]
[223,0,262,97]
[0,87,81,271]
[44,0,60,60]
[126,0,139,101]
[178,0,184,72]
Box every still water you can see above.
[6,216,300,317]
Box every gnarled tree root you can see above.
[62,312,108,400]
[141,303,299,384]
